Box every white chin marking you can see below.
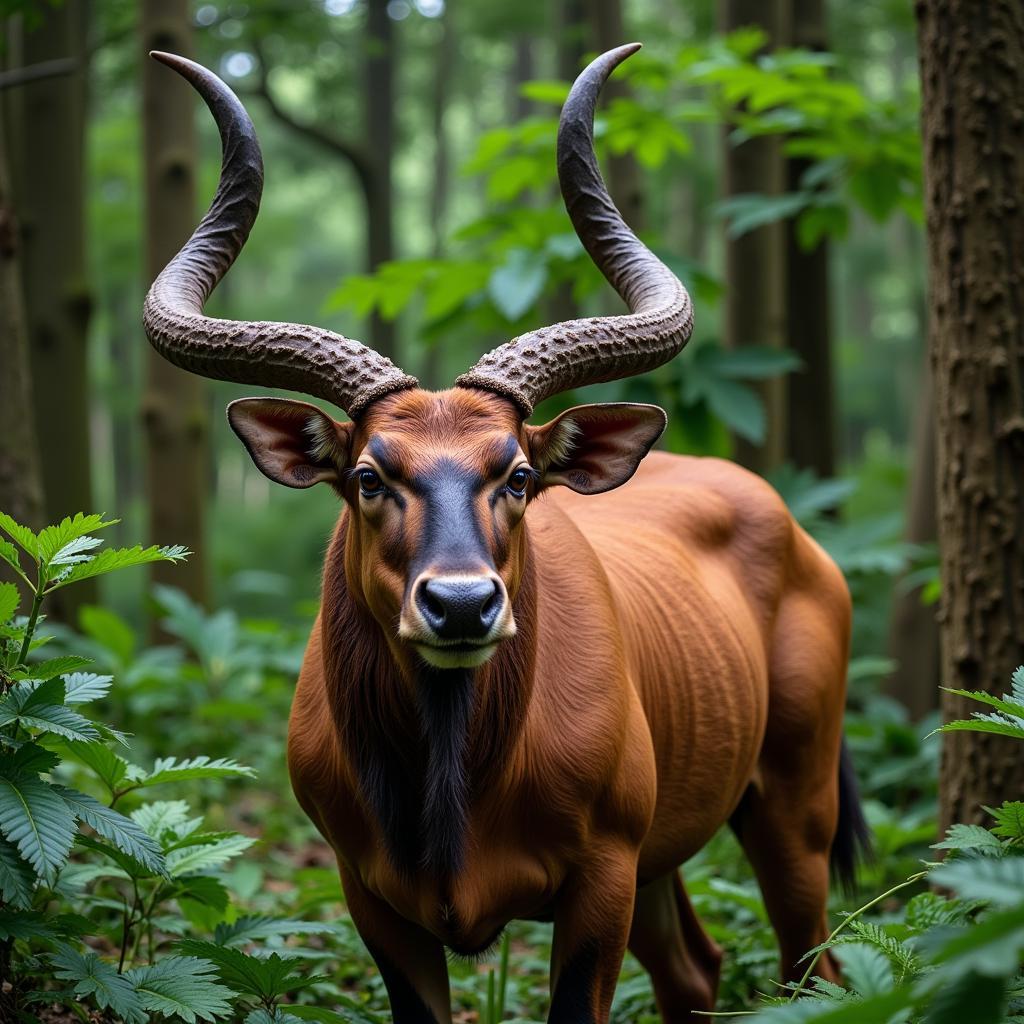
[415,644,498,669]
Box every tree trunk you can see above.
[784,0,834,479]
[885,362,941,718]
[916,0,1024,832]
[719,0,789,473]
[15,1,95,612]
[364,0,397,362]
[141,0,208,604]
[0,91,44,535]
[588,0,644,231]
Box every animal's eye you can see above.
[359,469,385,497]
[507,468,531,497]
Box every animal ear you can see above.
[227,398,354,489]
[527,403,667,495]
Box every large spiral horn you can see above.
[142,52,417,419]
[455,43,693,417]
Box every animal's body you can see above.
[143,43,867,1024]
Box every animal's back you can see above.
[541,451,848,876]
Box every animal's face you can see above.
[228,388,665,668]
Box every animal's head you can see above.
[143,45,693,669]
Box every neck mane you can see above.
[320,518,537,882]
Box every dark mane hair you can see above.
[320,517,537,883]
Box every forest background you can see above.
[1,1,1023,1022]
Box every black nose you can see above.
[416,577,502,640]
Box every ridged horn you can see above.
[455,43,693,417]
[142,52,417,419]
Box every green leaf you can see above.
[58,740,136,794]
[930,856,1024,906]
[0,539,23,579]
[18,654,93,681]
[0,582,19,623]
[36,514,118,563]
[488,248,548,321]
[927,903,1024,977]
[0,512,39,559]
[79,604,136,663]
[703,376,765,443]
[0,835,35,907]
[213,915,341,947]
[0,678,101,742]
[246,1010,304,1024]
[46,535,104,576]
[714,191,811,237]
[132,799,194,839]
[0,907,66,941]
[126,956,236,1023]
[933,824,1005,856]
[175,941,312,1001]
[62,672,113,704]
[0,771,76,877]
[288,1006,385,1024]
[699,345,803,380]
[923,970,1007,1024]
[834,943,894,997]
[133,755,257,789]
[7,743,60,774]
[987,801,1024,841]
[51,943,147,1024]
[46,543,190,590]
[168,833,257,877]
[56,786,166,875]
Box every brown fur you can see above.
[278,388,854,1024]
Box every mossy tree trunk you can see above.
[916,0,1024,831]
[141,0,208,604]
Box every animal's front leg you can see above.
[548,843,639,1024]
[340,867,452,1024]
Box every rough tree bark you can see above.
[784,0,834,478]
[141,0,208,603]
[885,363,941,719]
[14,1,95,560]
[916,0,1024,831]
[719,0,789,473]
[0,92,44,535]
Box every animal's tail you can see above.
[830,738,872,894]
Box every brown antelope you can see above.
[144,44,867,1024]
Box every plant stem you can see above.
[788,870,929,1001]
[15,583,43,669]
[496,931,510,1020]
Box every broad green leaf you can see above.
[62,671,113,704]
[714,191,810,237]
[5,742,60,774]
[0,908,66,941]
[56,786,166,875]
[932,824,1005,856]
[126,956,236,1022]
[213,915,342,947]
[0,582,19,623]
[176,874,230,912]
[16,654,93,681]
[0,771,76,876]
[0,836,35,908]
[174,941,315,1001]
[488,248,548,321]
[59,739,136,794]
[926,903,1024,977]
[168,833,257,876]
[289,1005,385,1024]
[51,943,147,1024]
[46,544,190,590]
[699,345,803,380]
[939,687,1024,722]
[0,539,22,578]
[930,856,1024,906]
[79,604,136,663]
[247,1010,303,1024]
[0,511,39,558]
[47,535,104,575]
[923,970,1007,1024]
[0,678,101,742]
[133,755,257,789]
[703,376,765,443]
[132,799,195,839]
[74,834,156,881]
[934,719,1024,741]
[36,514,117,563]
